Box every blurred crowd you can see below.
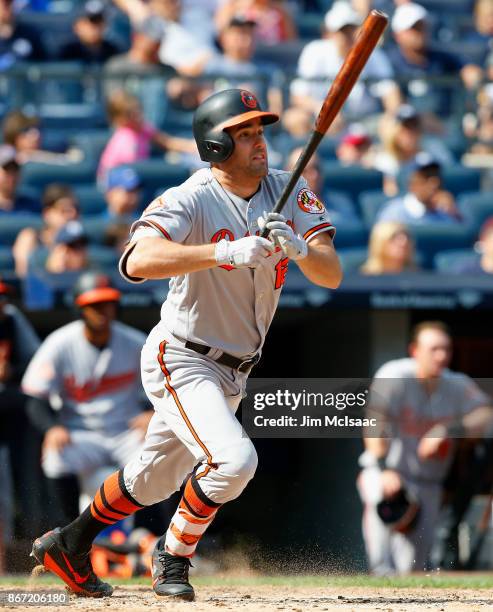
[0,0,490,290]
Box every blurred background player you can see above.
[21,272,155,526]
[358,321,493,574]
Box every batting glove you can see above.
[258,211,308,261]
[215,236,275,269]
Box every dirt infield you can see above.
[2,575,493,611]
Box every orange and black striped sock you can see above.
[165,474,220,558]
[60,469,145,553]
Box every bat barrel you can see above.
[315,10,388,135]
[262,9,388,233]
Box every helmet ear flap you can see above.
[202,131,234,163]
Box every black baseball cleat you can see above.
[30,528,113,598]
[151,537,195,601]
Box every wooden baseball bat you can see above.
[262,9,388,235]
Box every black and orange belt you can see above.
[184,340,260,373]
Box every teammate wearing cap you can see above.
[23,272,154,548]
[30,88,342,600]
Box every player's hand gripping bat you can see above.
[261,10,388,237]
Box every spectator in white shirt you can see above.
[290,1,400,121]
[112,0,213,77]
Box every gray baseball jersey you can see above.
[22,320,147,435]
[119,167,335,357]
[368,357,490,482]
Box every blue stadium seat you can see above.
[20,161,96,189]
[458,191,493,233]
[337,247,368,274]
[39,103,106,131]
[407,224,475,269]
[82,217,113,244]
[396,165,481,196]
[16,12,74,58]
[433,248,478,272]
[25,246,119,274]
[118,161,190,202]
[72,185,107,216]
[0,214,42,246]
[331,220,368,249]
[322,162,383,203]
[254,41,305,70]
[296,13,324,40]
[442,166,481,196]
[325,190,358,219]
[69,130,112,165]
[358,190,389,228]
[0,246,14,273]
[88,245,119,269]
[275,134,338,164]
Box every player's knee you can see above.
[220,439,258,487]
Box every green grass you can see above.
[2,574,493,589]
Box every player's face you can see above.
[411,329,452,378]
[82,301,117,332]
[226,119,268,177]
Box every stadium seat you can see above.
[396,165,481,196]
[16,12,74,58]
[407,224,475,269]
[26,246,118,275]
[433,248,478,272]
[20,161,96,189]
[70,130,112,166]
[331,220,368,249]
[0,246,14,273]
[442,166,481,196]
[325,190,358,219]
[72,185,107,216]
[254,40,305,70]
[0,214,42,246]
[118,161,190,202]
[82,217,114,244]
[296,13,325,40]
[322,162,383,203]
[358,190,389,227]
[458,192,493,233]
[39,102,106,131]
[337,247,368,274]
[88,246,119,269]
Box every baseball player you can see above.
[31,88,342,600]
[23,272,154,526]
[358,321,493,574]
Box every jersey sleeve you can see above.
[457,375,491,416]
[21,336,62,399]
[118,190,194,284]
[288,177,336,243]
[367,365,402,437]
[130,191,193,244]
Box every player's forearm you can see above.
[297,242,342,289]
[364,436,389,459]
[456,406,493,438]
[125,237,218,279]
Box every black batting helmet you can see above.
[193,89,279,163]
[73,271,121,308]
